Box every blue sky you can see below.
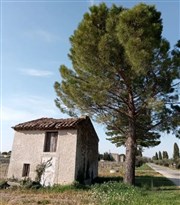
[0,0,179,157]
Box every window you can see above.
[22,164,30,177]
[44,132,58,152]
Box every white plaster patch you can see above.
[41,157,56,186]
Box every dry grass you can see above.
[0,162,179,205]
[135,164,162,177]
[1,161,122,205]
[0,189,92,205]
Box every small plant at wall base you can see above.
[35,158,52,184]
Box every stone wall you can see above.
[111,153,125,162]
[56,129,77,184]
[98,161,125,175]
[8,130,45,180]
[8,129,77,185]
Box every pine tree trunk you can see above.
[124,136,136,185]
[124,120,136,185]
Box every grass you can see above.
[0,181,179,205]
[88,181,180,205]
[0,163,179,205]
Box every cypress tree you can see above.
[162,151,169,159]
[173,142,180,160]
[155,152,159,160]
[159,151,162,160]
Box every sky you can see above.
[0,0,179,158]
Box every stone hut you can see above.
[119,154,125,162]
[8,116,99,186]
[111,153,125,162]
[111,153,120,162]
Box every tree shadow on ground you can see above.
[93,175,179,191]
[135,175,178,190]
[93,176,123,184]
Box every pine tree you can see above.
[54,3,180,185]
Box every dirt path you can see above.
[148,163,180,186]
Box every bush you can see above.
[158,160,163,166]
[163,162,169,167]
[135,157,148,167]
[0,181,10,189]
[152,158,179,168]
[20,178,42,189]
[162,159,171,167]
[175,159,180,169]
[176,163,180,169]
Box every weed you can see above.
[37,200,50,205]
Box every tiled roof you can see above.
[12,116,88,131]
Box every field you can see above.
[0,162,179,205]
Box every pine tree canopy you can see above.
[55,3,180,149]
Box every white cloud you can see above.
[1,106,36,122]
[1,94,67,121]
[25,28,60,43]
[20,68,53,77]
[1,97,59,122]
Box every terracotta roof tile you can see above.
[12,116,87,131]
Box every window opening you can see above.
[22,164,30,177]
[44,132,58,152]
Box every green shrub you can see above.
[175,163,180,169]
[175,159,180,169]
[135,157,148,167]
[163,162,169,167]
[158,160,163,166]
[20,178,42,189]
[162,160,170,167]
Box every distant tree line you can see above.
[152,142,180,169]
[98,152,114,161]
[152,151,169,160]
